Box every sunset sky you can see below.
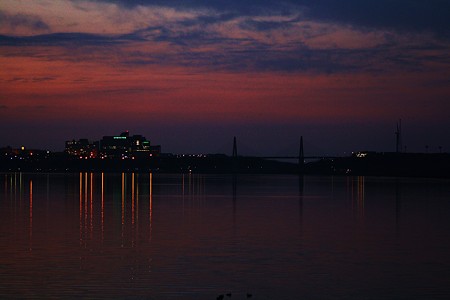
[1,0,449,155]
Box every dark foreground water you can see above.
[1,173,450,299]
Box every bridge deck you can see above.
[258,156,340,159]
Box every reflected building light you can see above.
[349,177,355,213]
[29,179,33,251]
[188,173,192,198]
[182,174,185,198]
[121,173,125,225]
[121,172,125,247]
[90,173,93,238]
[357,176,365,218]
[351,177,355,208]
[46,174,50,202]
[19,173,23,201]
[182,174,185,213]
[14,173,17,199]
[132,173,135,248]
[132,173,135,226]
[84,173,88,241]
[136,174,139,248]
[348,176,365,219]
[84,172,88,202]
[149,173,153,243]
[10,175,14,198]
[101,172,104,243]
[79,172,83,246]
[4,174,8,199]
[149,173,153,198]
[346,176,351,203]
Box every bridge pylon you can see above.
[299,136,305,173]
[232,136,238,173]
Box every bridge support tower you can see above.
[299,136,305,173]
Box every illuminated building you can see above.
[65,139,97,158]
[99,131,160,158]
[65,131,160,159]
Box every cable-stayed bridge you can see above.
[230,136,341,162]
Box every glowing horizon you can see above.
[1,0,449,154]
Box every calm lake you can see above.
[1,173,450,299]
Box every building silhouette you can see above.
[65,139,96,157]
[65,131,161,159]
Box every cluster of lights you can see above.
[3,148,49,159]
[177,154,207,158]
[77,153,153,160]
[65,132,158,159]
[78,151,97,159]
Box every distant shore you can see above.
[1,152,449,178]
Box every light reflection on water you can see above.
[1,173,450,299]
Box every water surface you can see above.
[1,173,450,299]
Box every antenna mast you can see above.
[395,119,402,153]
